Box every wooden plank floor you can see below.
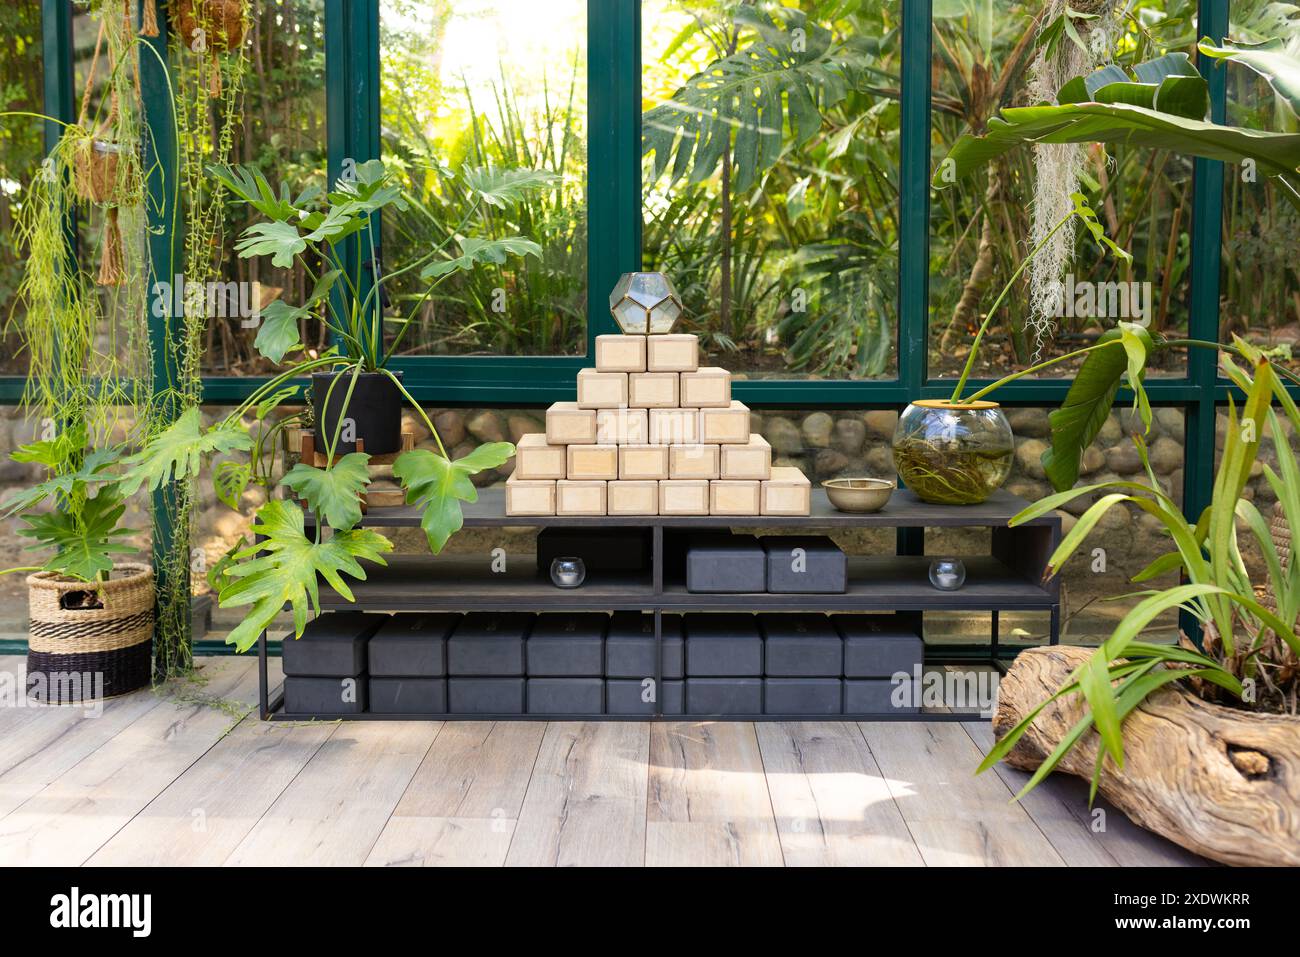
[0,655,1205,867]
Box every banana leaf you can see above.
[1199,37,1300,119]
[935,48,1300,208]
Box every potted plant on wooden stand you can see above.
[206,158,554,457]
[126,159,548,651]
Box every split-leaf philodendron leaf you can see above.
[392,443,515,554]
[122,407,252,496]
[280,453,371,532]
[218,499,393,653]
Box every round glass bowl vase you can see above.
[549,557,587,589]
[929,558,967,591]
[892,400,1014,505]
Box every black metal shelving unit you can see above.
[259,487,1061,722]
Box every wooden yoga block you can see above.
[761,466,811,516]
[594,334,647,373]
[629,372,679,409]
[700,400,751,445]
[557,480,607,516]
[608,480,659,516]
[596,408,648,445]
[649,408,699,445]
[659,479,709,516]
[506,476,556,516]
[576,368,629,409]
[513,433,567,481]
[710,480,761,516]
[679,367,731,408]
[669,444,720,480]
[545,401,597,445]
[619,444,670,481]
[567,444,619,481]
[646,333,699,373]
[719,434,771,481]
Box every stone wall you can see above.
[0,401,1287,643]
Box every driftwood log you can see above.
[995,646,1300,867]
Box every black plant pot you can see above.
[311,370,403,456]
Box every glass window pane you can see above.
[379,0,588,358]
[929,0,1195,382]
[642,1,900,380]
[1219,2,1300,371]
[0,0,43,375]
[203,0,328,375]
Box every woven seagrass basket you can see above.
[26,563,154,704]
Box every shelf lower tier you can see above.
[316,554,1055,612]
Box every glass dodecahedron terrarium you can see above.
[609,272,683,334]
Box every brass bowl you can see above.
[822,477,896,513]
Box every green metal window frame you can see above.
[2,0,1293,654]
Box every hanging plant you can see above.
[9,0,152,428]
[70,1,148,287]
[144,0,251,679]
[1023,0,1118,361]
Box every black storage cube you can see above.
[283,676,366,714]
[663,679,684,715]
[762,535,847,594]
[448,677,526,714]
[526,613,607,676]
[605,678,683,715]
[447,613,532,676]
[369,677,447,714]
[835,614,924,678]
[605,612,683,679]
[280,612,387,677]
[684,614,763,676]
[368,613,458,677]
[526,678,604,715]
[764,678,842,715]
[758,614,843,676]
[685,534,766,593]
[844,678,919,715]
[686,678,762,715]
[537,527,652,574]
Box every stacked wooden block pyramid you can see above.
[506,333,812,516]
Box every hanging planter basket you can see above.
[26,563,155,704]
[170,0,247,52]
[72,137,129,206]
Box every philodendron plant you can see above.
[0,425,137,584]
[127,159,555,650]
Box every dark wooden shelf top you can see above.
[317,556,659,612]
[314,486,1056,530]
